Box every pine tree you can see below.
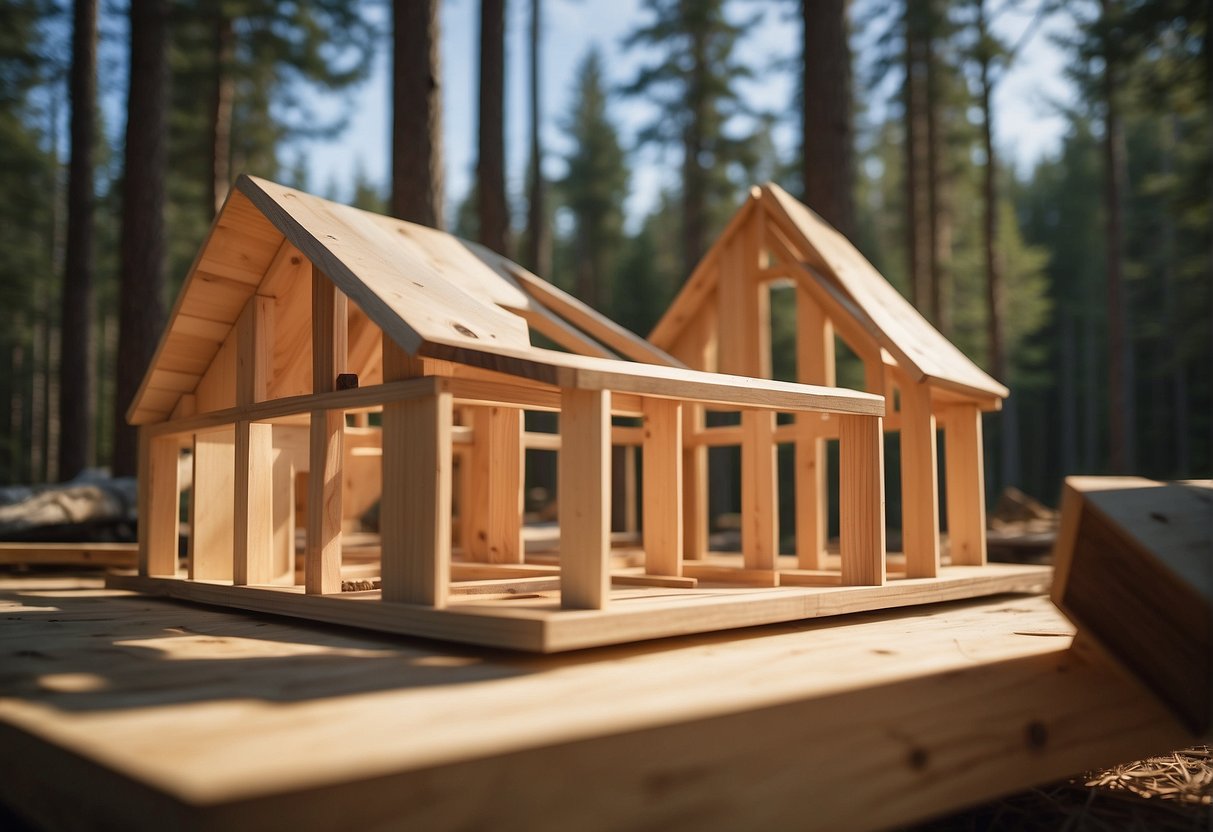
[391,0,444,227]
[477,0,510,254]
[802,0,856,240]
[559,48,629,312]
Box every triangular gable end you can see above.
[129,175,681,425]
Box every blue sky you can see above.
[294,0,1076,228]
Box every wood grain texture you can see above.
[466,406,524,564]
[839,414,886,586]
[682,404,708,560]
[741,410,779,571]
[1052,477,1212,734]
[943,403,986,566]
[380,391,453,607]
[140,430,180,576]
[642,398,682,577]
[305,411,343,595]
[8,576,1185,832]
[189,428,234,581]
[796,286,835,569]
[234,422,275,585]
[559,389,611,610]
[899,375,939,578]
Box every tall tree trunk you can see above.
[391,0,445,228]
[113,0,169,478]
[904,0,931,312]
[58,0,97,481]
[524,0,550,276]
[925,20,951,336]
[801,0,855,240]
[1101,0,1131,473]
[208,10,235,217]
[477,0,510,254]
[682,21,708,280]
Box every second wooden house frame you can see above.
[113,176,1048,652]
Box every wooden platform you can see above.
[107,561,1051,652]
[0,541,138,567]
[0,573,1190,831]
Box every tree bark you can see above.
[207,9,235,217]
[113,0,169,477]
[58,0,97,481]
[477,0,510,254]
[903,0,931,312]
[682,19,708,280]
[1101,0,1131,473]
[524,0,550,275]
[925,19,951,336]
[801,0,855,240]
[391,0,445,228]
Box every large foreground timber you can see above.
[1052,476,1212,735]
[0,575,1191,832]
[0,542,137,567]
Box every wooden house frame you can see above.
[650,183,1010,578]
[113,176,1045,652]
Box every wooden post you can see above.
[189,427,234,581]
[466,406,524,563]
[839,414,885,586]
[306,268,346,595]
[944,403,987,566]
[642,398,682,577]
[234,296,274,586]
[270,448,295,581]
[682,403,708,560]
[139,429,180,577]
[796,286,834,569]
[560,388,611,610]
[741,409,778,571]
[899,375,940,578]
[381,386,453,607]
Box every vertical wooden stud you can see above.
[140,429,180,577]
[560,388,611,610]
[839,414,886,586]
[682,403,708,560]
[381,388,452,606]
[189,428,235,581]
[796,286,835,569]
[741,409,779,571]
[234,422,274,585]
[944,403,987,566]
[467,405,524,563]
[642,398,683,576]
[305,268,347,595]
[900,375,940,578]
[271,448,295,581]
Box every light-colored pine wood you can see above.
[839,414,885,586]
[380,390,453,607]
[0,542,138,566]
[642,398,682,577]
[466,406,524,564]
[682,403,708,560]
[234,421,275,586]
[796,286,834,570]
[140,430,180,577]
[270,447,295,582]
[189,428,235,581]
[899,374,939,578]
[559,388,611,610]
[943,403,986,566]
[741,409,779,571]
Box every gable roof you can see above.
[650,183,1008,401]
[128,176,683,425]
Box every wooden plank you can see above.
[466,406,524,564]
[140,430,180,577]
[305,269,347,596]
[511,304,616,360]
[1052,477,1213,734]
[943,403,986,566]
[270,448,296,582]
[716,232,751,376]
[380,390,453,607]
[189,428,234,581]
[234,422,275,586]
[642,398,682,577]
[683,404,708,560]
[193,332,237,413]
[741,410,779,571]
[559,389,611,610]
[796,286,834,570]
[899,374,939,578]
[0,542,137,567]
[839,414,886,586]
